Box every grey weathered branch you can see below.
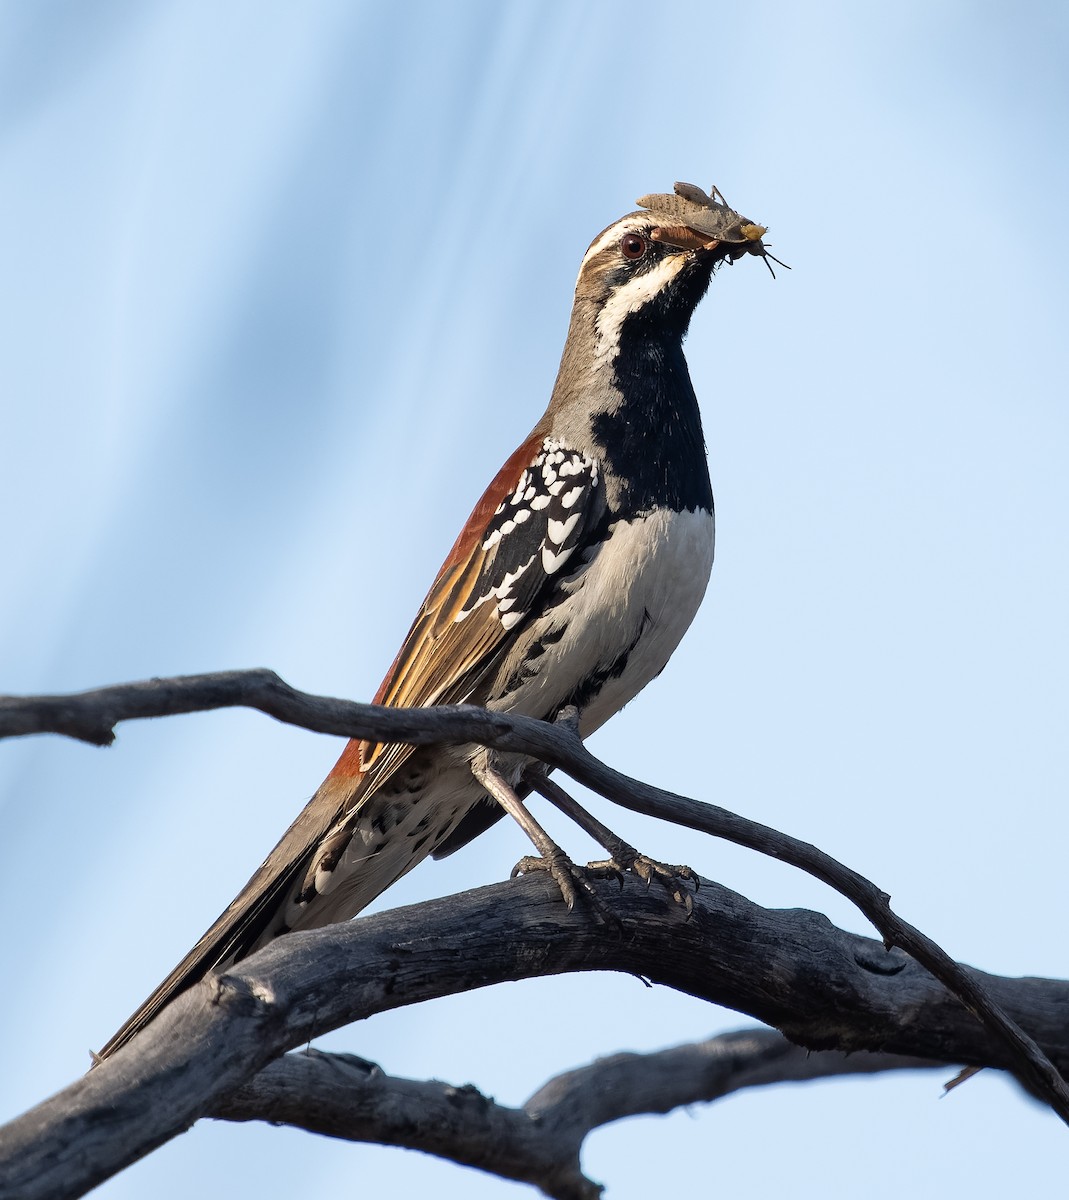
[2,874,1067,1200]
[2,669,1066,1120]
[211,1032,945,1200]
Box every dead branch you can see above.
[211,1031,945,1200]
[1,670,1065,1119]
[1,873,1066,1200]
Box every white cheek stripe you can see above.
[592,255,686,366]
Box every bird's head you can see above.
[573,182,778,357]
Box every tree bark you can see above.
[2,671,1066,1199]
[1,873,1064,1200]
[2,670,1065,1114]
[211,1032,944,1200]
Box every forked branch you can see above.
[2,668,1066,1140]
[1,874,1065,1200]
[4,667,1065,1190]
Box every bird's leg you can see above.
[523,766,699,916]
[470,750,612,919]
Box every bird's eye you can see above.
[620,233,648,261]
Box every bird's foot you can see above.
[518,768,699,917]
[512,851,622,928]
[587,848,699,917]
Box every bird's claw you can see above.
[512,852,622,928]
[583,859,627,889]
[596,851,699,917]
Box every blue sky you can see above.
[2,1,1068,1195]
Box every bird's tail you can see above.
[95,772,360,1062]
[94,840,312,1061]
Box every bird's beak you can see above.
[650,221,769,258]
[650,225,722,253]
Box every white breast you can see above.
[490,506,715,735]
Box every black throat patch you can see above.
[591,262,715,517]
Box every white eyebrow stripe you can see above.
[576,216,648,276]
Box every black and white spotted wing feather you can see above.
[458,439,600,631]
[370,436,601,723]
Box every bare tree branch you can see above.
[1,873,1066,1200]
[211,1031,946,1200]
[2,670,1066,1120]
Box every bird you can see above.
[97,182,772,1061]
